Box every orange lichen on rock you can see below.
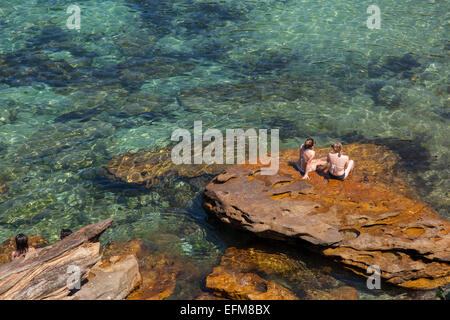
[203,144,450,290]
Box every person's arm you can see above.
[323,154,331,173]
[302,154,313,179]
[298,144,304,159]
[302,160,312,179]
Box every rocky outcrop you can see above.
[206,266,299,300]
[102,239,187,300]
[203,144,450,290]
[305,286,358,300]
[0,219,113,299]
[100,148,227,187]
[204,246,358,300]
[70,255,141,300]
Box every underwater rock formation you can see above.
[203,144,450,290]
[0,180,8,195]
[206,265,299,300]
[204,246,358,300]
[100,148,227,187]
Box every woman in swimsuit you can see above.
[325,142,354,181]
[296,138,327,180]
[11,234,35,261]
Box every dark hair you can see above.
[331,142,343,157]
[304,138,315,149]
[60,229,73,240]
[15,234,29,255]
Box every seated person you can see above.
[325,142,354,180]
[296,138,327,180]
[11,234,35,261]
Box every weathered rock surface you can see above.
[305,286,359,300]
[0,219,113,299]
[205,246,358,300]
[70,254,141,300]
[203,144,450,290]
[102,239,188,300]
[100,148,227,187]
[206,266,299,300]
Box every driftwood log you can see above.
[0,218,113,300]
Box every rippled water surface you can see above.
[0,0,448,299]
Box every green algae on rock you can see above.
[100,148,227,187]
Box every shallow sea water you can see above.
[0,0,448,299]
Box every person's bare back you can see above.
[326,142,354,180]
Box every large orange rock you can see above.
[206,266,299,300]
[203,144,450,290]
[205,246,357,300]
[100,148,227,187]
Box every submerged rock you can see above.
[203,144,450,290]
[305,286,358,300]
[102,239,189,300]
[206,266,299,300]
[100,148,227,187]
[0,180,8,195]
[204,246,357,300]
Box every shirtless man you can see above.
[325,142,354,180]
[296,138,327,180]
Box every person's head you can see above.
[304,138,315,150]
[60,229,73,240]
[15,234,29,255]
[331,142,343,157]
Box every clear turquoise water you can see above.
[0,0,448,299]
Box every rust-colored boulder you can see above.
[206,266,299,300]
[100,148,227,187]
[203,144,450,290]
